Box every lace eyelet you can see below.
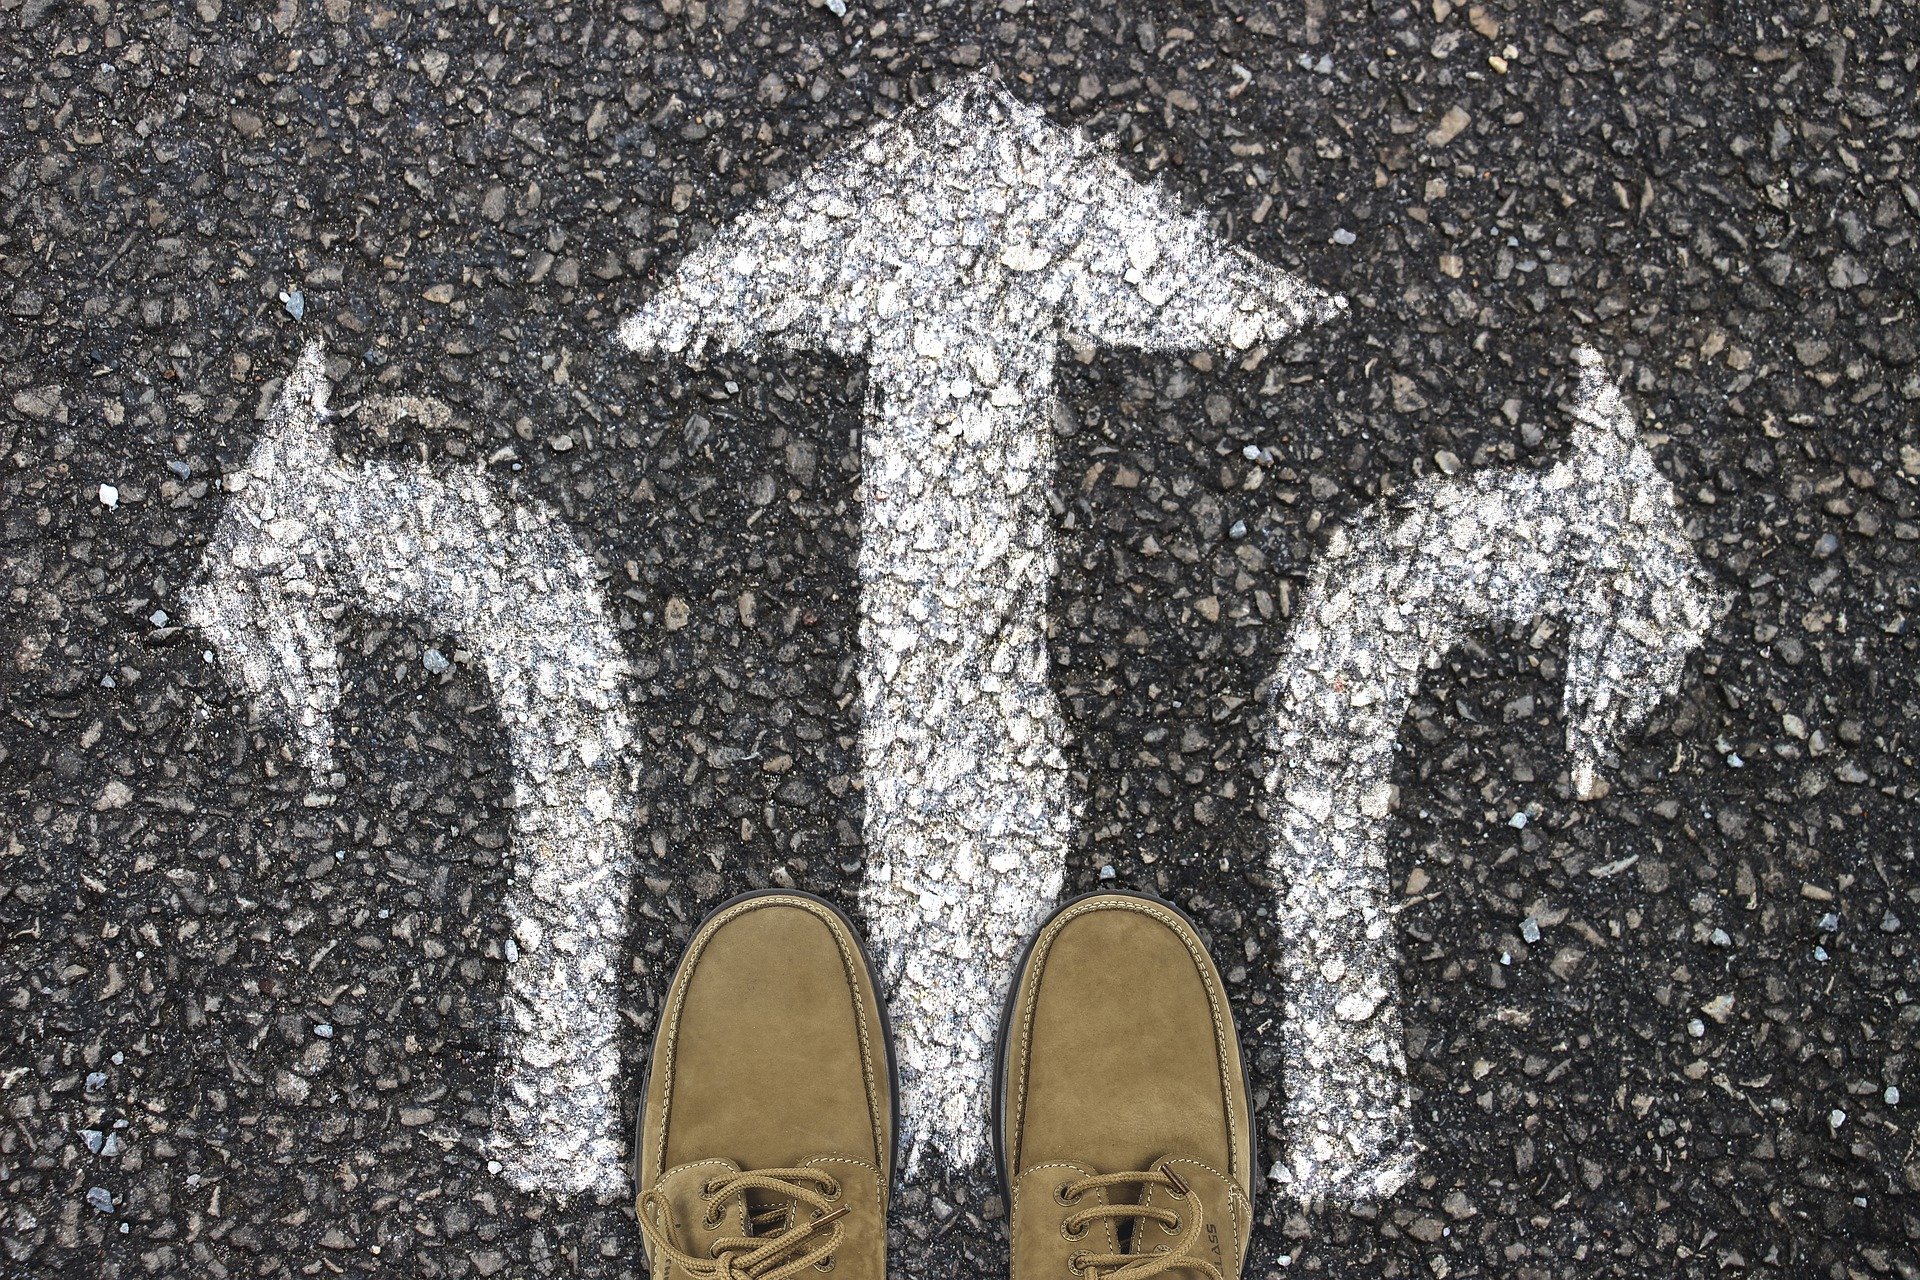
[1165,1216,1181,1233]
[1068,1251,1089,1276]
[824,1178,843,1200]
[814,1258,836,1273]
[703,1207,724,1228]
[1054,1183,1078,1206]
[1062,1219,1088,1241]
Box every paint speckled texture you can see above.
[2,1,1917,1277]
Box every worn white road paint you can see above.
[622,74,1340,1168]
[184,346,636,1198]
[1265,348,1723,1200]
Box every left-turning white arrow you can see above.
[185,345,636,1198]
[621,73,1341,1168]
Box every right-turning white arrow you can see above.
[622,74,1342,1168]
[1266,348,1725,1200]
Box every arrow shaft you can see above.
[1270,495,1582,1199]
[856,367,1070,1169]
[401,484,634,1200]
[1266,539,1466,1203]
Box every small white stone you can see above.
[1334,991,1380,1022]
[998,242,1049,272]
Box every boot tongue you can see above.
[1120,1160,1166,1257]
[742,1186,797,1237]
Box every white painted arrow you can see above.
[622,74,1341,1168]
[1265,348,1723,1200]
[184,345,636,1198]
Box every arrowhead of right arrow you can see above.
[1560,346,1728,799]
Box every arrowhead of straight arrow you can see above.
[620,74,1342,365]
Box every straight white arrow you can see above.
[622,74,1341,1167]
[185,345,636,1197]
[1265,348,1723,1199]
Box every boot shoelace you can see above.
[639,1167,848,1280]
[1058,1164,1223,1280]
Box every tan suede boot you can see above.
[636,891,895,1280]
[997,892,1256,1280]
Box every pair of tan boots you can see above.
[635,890,1255,1280]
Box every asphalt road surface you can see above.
[3,1,1917,1278]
